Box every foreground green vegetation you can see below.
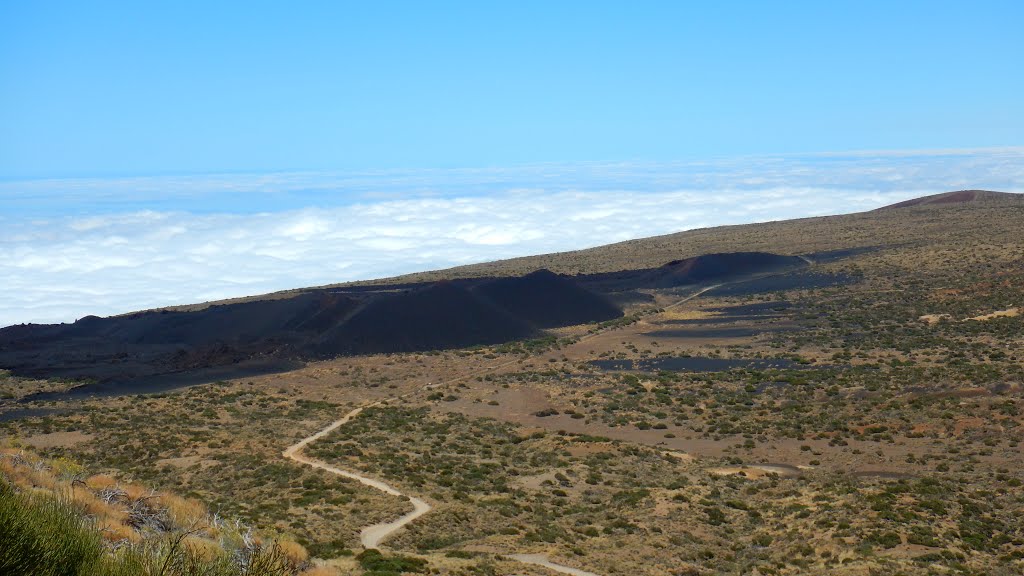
[0,447,311,576]
[0,483,302,576]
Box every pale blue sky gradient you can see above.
[2,2,1023,326]
[2,1,1022,179]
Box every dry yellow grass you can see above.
[2,445,309,559]
[122,483,151,500]
[70,488,120,519]
[158,491,208,528]
[182,535,223,562]
[277,539,310,564]
[965,307,1019,321]
[660,309,717,321]
[85,473,118,490]
[96,516,141,543]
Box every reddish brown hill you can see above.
[876,190,1021,210]
[473,269,622,328]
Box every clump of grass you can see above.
[356,549,427,575]
[0,481,314,575]
[0,480,107,575]
[0,444,316,576]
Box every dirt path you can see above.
[282,403,433,549]
[281,282,732,573]
[663,284,721,310]
[283,405,603,574]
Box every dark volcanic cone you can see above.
[317,281,537,356]
[474,269,622,328]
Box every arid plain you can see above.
[3,191,1023,575]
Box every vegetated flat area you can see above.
[2,190,1024,575]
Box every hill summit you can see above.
[876,189,1022,210]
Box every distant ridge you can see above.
[876,190,1022,210]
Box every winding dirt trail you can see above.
[283,401,600,573]
[281,282,733,573]
[282,403,433,549]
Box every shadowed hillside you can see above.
[643,252,806,288]
[316,282,537,356]
[0,250,813,390]
[473,269,621,328]
[578,252,807,292]
[0,269,623,387]
[5,189,1022,394]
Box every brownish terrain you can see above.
[2,190,1023,576]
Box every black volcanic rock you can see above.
[473,269,622,328]
[34,292,358,348]
[316,282,537,356]
[0,292,360,384]
[2,251,815,391]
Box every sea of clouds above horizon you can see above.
[2,148,1023,327]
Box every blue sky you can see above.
[2,1,1022,178]
[1,2,1023,326]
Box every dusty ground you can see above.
[3,200,1024,575]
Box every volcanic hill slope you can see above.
[2,190,1024,576]
[0,251,807,389]
[315,281,537,356]
[2,189,1022,389]
[875,189,1021,209]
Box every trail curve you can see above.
[282,403,433,549]
[281,281,730,570]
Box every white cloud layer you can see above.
[2,149,1022,327]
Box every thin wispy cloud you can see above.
[2,149,1021,327]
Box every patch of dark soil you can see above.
[660,315,787,325]
[589,357,803,372]
[18,358,303,403]
[579,252,807,292]
[708,272,856,297]
[473,269,621,328]
[0,407,67,423]
[644,325,800,338]
[708,301,793,315]
[604,290,656,308]
[805,246,880,262]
